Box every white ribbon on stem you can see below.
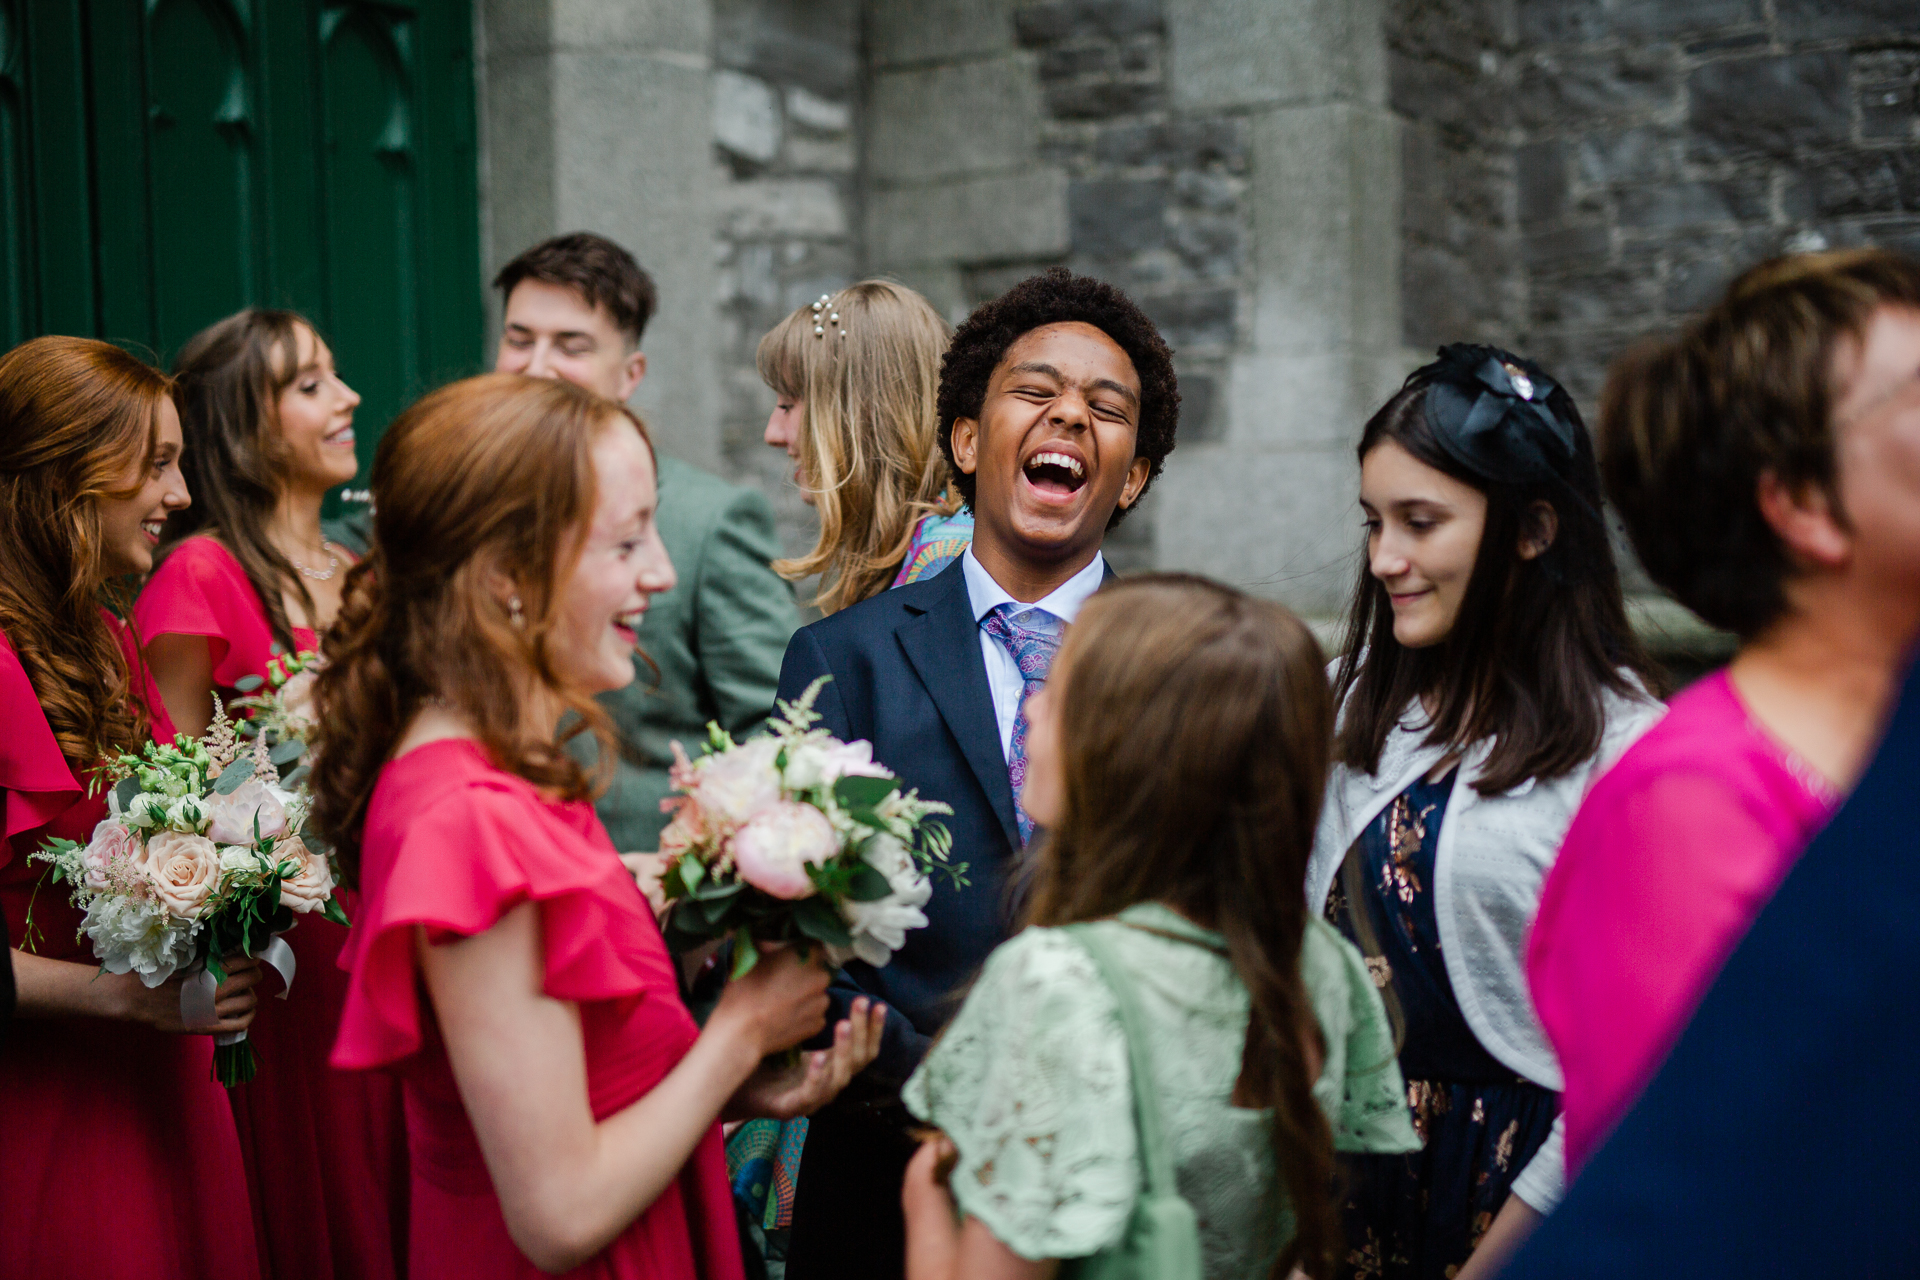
[179,933,298,1044]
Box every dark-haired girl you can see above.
[902,574,1418,1280]
[1,336,263,1278]
[1529,249,1920,1183]
[134,309,406,1280]
[1311,347,1664,1280]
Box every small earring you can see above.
[508,595,525,630]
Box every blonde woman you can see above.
[760,280,967,613]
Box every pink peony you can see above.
[692,738,783,828]
[144,830,220,919]
[82,819,140,893]
[273,837,334,914]
[730,802,838,900]
[206,777,292,846]
[783,738,892,791]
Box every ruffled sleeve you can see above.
[332,763,670,1072]
[902,926,1137,1261]
[134,536,277,689]
[1300,918,1422,1154]
[0,632,83,857]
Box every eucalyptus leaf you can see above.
[690,877,743,903]
[113,775,142,812]
[679,857,705,892]
[845,863,893,902]
[278,763,310,790]
[730,933,760,980]
[232,674,265,692]
[269,738,305,766]
[213,757,256,795]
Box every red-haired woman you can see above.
[0,335,263,1278]
[313,373,884,1278]
[137,309,406,1280]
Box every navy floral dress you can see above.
[1324,769,1558,1280]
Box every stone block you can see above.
[1137,286,1238,348]
[1785,151,1920,219]
[1246,103,1403,355]
[1775,0,1920,42]
[1070,177,1170,258]
[786,87,851,134]
[1167,211,1244,280]
[714,71,782,164]
[1521,221,1610,270]
[1528,263,1663,329]
[716,178,847,238]
[1152,441,1363,615]
[786,135,857,172]
[1858,70,1919,143]
[1167,0,1388,112]
[1517,140,1566,223]
[1040,43,1116,80]
[714,0,860,97]
[1013,0,1163,46]
[1574,125,1673,187]
[1045,77,1165,120]
[1093,118,1247,170]
[1688,53,1850,160]
[867,0,1016,67]
[1516,47,1680,131]
[1518,0,1760,44]
[481,0,551,56]
[553,0,711,54]
[962,260,1065,306]
[868,170,1072,266]
[868,55,1044,182]
[1171,361,1222,442]
[1661,230,1776,313]
[1615,177,1769,229]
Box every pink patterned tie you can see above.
[979,603,1063,845]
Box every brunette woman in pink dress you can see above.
[0,335,265,1279]
[1530,248,1920,1176]
[310,373,887,1279]
[136,309,409,1280]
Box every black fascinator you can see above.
[1413,344,1583,489]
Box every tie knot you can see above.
[982,603,1061,685]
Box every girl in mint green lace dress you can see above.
[901,576,1420,1280]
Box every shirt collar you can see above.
[961,546,1107,625]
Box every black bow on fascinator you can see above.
[1415,344,1580,488]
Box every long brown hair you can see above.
[1334,380,1659,795]
[308,374,640,879]
[757,279,956,612]
[0,336,170,770]
[163,308,321,651]
[1023,573,1341,1280]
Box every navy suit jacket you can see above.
[775,556,1113,1091]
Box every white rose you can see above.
[273,837,335,914]
[143,830,221,919]
[124,792,165,830]
[206,777,293,846]
[691,738,783,828]
[162,794,211,834]
[218,846,261,873]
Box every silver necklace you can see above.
[292,540,340,582]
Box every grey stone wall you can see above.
[1389,0,1920,407]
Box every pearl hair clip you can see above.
[811,293,847,339]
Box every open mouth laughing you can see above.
[141,519,165,544]
[1021,448,1088,500]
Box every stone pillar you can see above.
[1155,0,1406,618]
[476,0,723,471]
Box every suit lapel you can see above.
[895,566,1021,849]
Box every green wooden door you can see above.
[0,0,482,504]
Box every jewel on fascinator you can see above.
[1414,343,1580,489]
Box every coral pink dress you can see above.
[137,535,408,1280]
[0,617,262,1280]
[1528,670,1840,1175]
[333,739,745,1280]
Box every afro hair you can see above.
[936,267,1179,527]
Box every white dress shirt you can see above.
[960,547,1108,761]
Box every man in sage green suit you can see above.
[492,234,798,849]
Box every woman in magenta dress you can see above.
[1529,248,1920,1175]
[311,373,887,1279]
[136,309,409,1280]
[0,335,264,1279]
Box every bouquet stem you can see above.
[213,1033,260,1088]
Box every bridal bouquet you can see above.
[658,677,965,977]
[32,660,344,1086]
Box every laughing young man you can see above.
[774,268,1181,1280]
